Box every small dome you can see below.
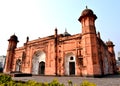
[106,40,114,46]
[63,32,71,36]
[63,29,71,37]
[78,7,97,22]
[8,34,19,42]
[81,8,94,16]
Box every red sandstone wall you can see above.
[6,34,116,76]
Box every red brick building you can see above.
[4,8,117,76]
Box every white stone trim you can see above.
[32,51,46,74]
[64,52,76,75]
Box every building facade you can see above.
[4,8,117,76]
[116,52,120,72]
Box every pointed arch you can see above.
[32,50,46,75]
[64,52,76,75]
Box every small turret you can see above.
[4,34,19,73]
[8,34,19,42]
[78,7,97,34]
[106,40,117,73]
[106,40,115,54]
[54,28,58,75]
[26,36,29,43]
[54,28,58,38]
[8,34,19,51]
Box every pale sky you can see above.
[0,0,120,59]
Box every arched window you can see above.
[70,57,74,60]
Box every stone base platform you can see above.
[9,71,32,77]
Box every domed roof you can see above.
[81,8,94,16]
[106,40,114,46]
[8,34,19,42]
[63,29,71,37]
[78,6,97,22]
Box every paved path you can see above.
[12,75,120,86]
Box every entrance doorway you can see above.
[65,53,76,75]
[39,61,45,75]
[69,62,75,75]
[32,51,46,75]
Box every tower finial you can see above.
[86,6,88,9]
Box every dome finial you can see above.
[86,6,88,9]
[63,28,71,36]
[65,28,67,32]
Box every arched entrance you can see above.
[38,61,45,74]
[69,61,75,75]
[16,59,22,72]
[32,51,46,75]
[65,53,76,75]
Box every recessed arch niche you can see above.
[64,52,76,75]
[32,50,46,75]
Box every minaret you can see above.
[4,34,19,73]
[106,40,117,73]
[78,6,97,34]
[78,7,101,76]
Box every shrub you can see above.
[49,79,64,86]
[26,80,37,86]
[80,80,96,86]
[68,80,72,86]
[0,74,96,86]
[0,74,12,84]
[3,80,16,86]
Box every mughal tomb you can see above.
[4,7,117,77]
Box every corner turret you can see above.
[106,40,115,54]
[78,7,97,34]
[4,34,19,73]
[78,7,101,76]
[8,34,19,50]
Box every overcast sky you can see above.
[0,0,120,59]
